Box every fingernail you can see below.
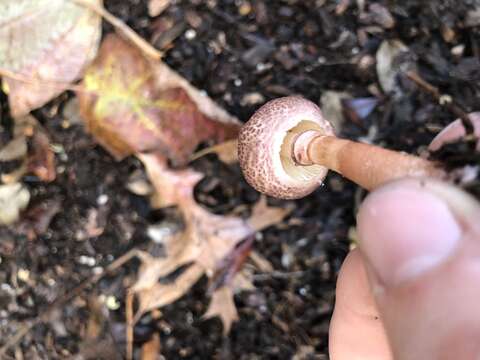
[357,184,462,287]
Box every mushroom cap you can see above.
[238,96,335,199]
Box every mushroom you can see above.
[238,96,445,199]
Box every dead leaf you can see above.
[0,183,30,225]
[249,251,274,272]
[26,126,56,182]
[376,39,410,94]
[360,3,395,29]
[148,0,170,17]
[17,199,61,240]
[0,115,56,182]
[204,287,239,335]
[0,115,36,162]
[0,0,101,117]
[131,154,291,329]
[0,136,27,162]
[126,170,153,196]
[85,296,107,340]
[248,196,294,231]
[135,263,204,314]
[78,34,239,166]
[191,139,238,164]
[465,7,480,27]
[208,235,255,293]
[292,345,316,360]
[141,333,161,360]
[320,91,351,131]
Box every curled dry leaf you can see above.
[132,154,291,331]
[320,91,351,131]
[376,39,411,94]
[0,0,101,117]
[78,34,239,166]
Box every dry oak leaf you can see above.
[204,287,239,335]
[132,154,291,331]
[0,0,101,117]
[78,34,239,166]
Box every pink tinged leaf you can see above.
[78,34,239,165]
[429,112,480,152]
[0,0,102,117]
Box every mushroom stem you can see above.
[293,131,444,190]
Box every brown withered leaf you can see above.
[204,287,239,335]
[0,115,56,183]
[208,235,255,294]
[132,154,291,331]
[78,34,239,166]
[17,199,61,240]
[0,0,101,117]
[27,125,56,182]
[148,0,171,17]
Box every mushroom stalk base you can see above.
[295,133,444,191]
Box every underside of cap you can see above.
[238,96,335,199]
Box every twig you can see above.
[406,71,474,134]
[252,271,305,281]
[126,291,134,360]
[0,249,141,357]
[71,0,163,61]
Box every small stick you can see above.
[126,291,135,360]
[405,71,474,134]
[71,0,163,61]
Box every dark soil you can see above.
[1,0,479,359]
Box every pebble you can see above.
[185,29,196,40]
[240,92,265,106]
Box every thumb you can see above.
[357,178,480,360]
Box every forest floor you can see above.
[0,0,479,359]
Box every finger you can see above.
[357,178,480,360]
[329,249,392,360]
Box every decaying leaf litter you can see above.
[1,0,480,358]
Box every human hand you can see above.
[329,178,480,359]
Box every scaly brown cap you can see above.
[238,96,335,199]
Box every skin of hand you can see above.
[329,178,480,360]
